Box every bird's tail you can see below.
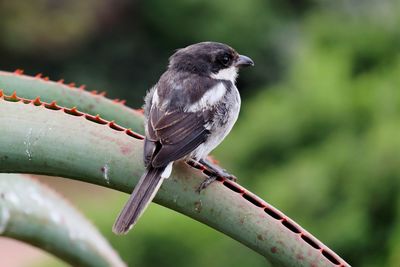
[113,166,166,234]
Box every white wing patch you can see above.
[152,87,160,105]
[186,82,226,112]
[161,162,173,178]
[210,66,238,83]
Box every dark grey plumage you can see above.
[113,42,254,234]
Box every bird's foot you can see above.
[213,168,237,182]
[193,159,237,192]
[199,158,237,181]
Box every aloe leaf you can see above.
[0,173,126,267]
[0,97,349,267]
[0,71,144,132]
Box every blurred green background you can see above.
[0,0,399,266]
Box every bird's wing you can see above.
[145,105,211,168]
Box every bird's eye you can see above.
[220,54,231,66]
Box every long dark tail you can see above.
[113,166,166,234]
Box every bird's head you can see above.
[168,42,254,83]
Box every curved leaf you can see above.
[0,71,144,132]
[0,173,126,267]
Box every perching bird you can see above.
[113,42,254,234]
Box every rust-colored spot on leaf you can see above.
[0,90,3,97]
[32,97,42,106]
[125,129,144,140]
[120,145,133,155]
[64,107,83,116]
[43,76,49,81]
[4,91,20,102]
[14,69,24,75]
[79,85,86,90]
[57,79,64,84]
[119,99,127,105]
[271,247,277,254]
[68,82,76,88]
[45,101,61,110]
[85,114,108,125]
[109,121,124,131]
[35,73,43,78]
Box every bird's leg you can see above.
[199,158,237,181]
[193,158,237,192]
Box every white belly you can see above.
[191,85,241,159]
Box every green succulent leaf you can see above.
[0,173,126,267]
[0,71,144,132]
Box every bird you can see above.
[113,41,254,234]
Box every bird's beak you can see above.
[234,54,254,67]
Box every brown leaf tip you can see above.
[14,69,24,75]
[32,97,42,106]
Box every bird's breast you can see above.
[190,84,241,159]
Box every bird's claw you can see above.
[219,169,237,182]
[191,158,238,192]
[197,170,237,193]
